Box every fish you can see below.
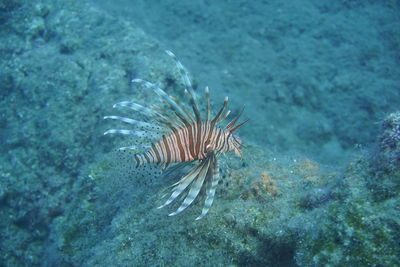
[104,50,248,220]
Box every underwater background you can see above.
[0,0,399,266]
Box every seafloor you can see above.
[0,0,399,266]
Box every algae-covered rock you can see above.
[52,143,342,266]
[0,0,174,265]
[296,155,400,266]
[376,111,400,172]
[366,111,400,203]
[53,128,399,266]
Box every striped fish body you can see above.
[104,50,247,219]
[135,122,235,168]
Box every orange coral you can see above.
[259,172,279,197]
[245,171,279,201]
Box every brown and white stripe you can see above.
[134,121,234,168]
[104,50,247,220]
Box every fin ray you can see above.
[168,158,211,216]
[104,116,160,130]
[157,163,203,209]
[196,155,220,220]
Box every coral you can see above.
[251,172,279,200]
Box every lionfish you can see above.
[104,51,247,220]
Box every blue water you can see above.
[95,0,400,165]
[0,0,399,266]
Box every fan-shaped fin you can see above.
[168,157,211,216]
[165,50,201,123]
[196,154,220,220]
[113,101,162,119]
[103,116,160,131]
[133,78,194,126]
[103,129,154,138]
[157,163,203,209]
